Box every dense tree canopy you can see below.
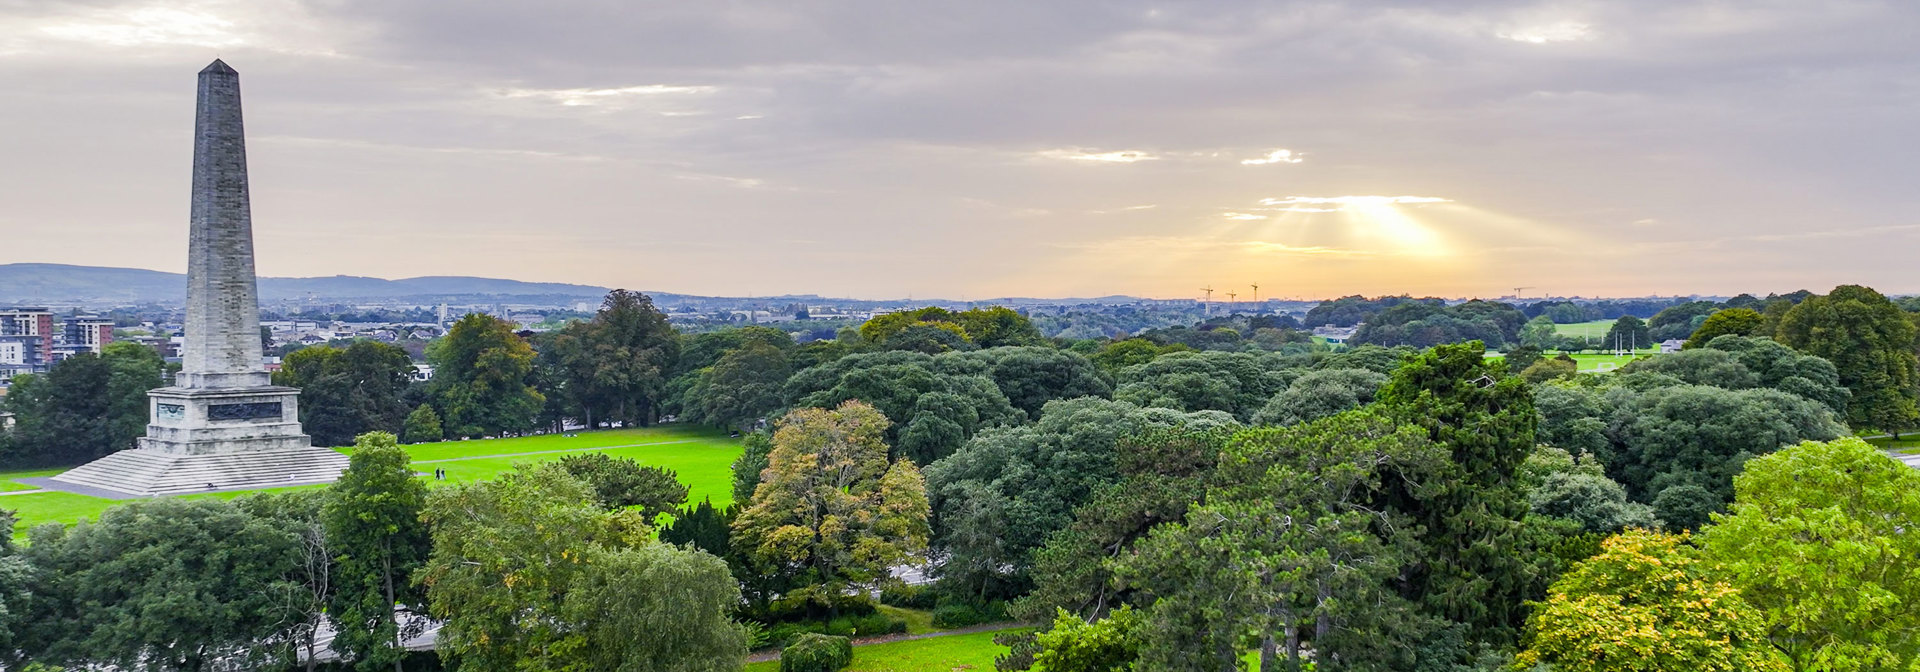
[1,342,164,467]
[274,341,415,447]
[1777,285,1920,434]
[925,397,1237,599]
[1516,529,1784,672]
[1701,438,1920,670]
[428,313,544,438]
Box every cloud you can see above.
[494,84,719,107]
[1258,196,1452,209]
[37,6,244,48]
[1222,212,1268,221]
[1240,148,1303,165]
[1498,21,1595,44]
[1035,149,1158,163]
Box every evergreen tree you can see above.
[1374,341,1538,641]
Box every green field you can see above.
[1566,351,1657,372]
[746,627,1026,672]
[1,425,742,535]
[1552,319,1616,339]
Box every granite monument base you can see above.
[50,385,348,496]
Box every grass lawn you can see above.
[0,468,61,492]
[1863,435,1920,454]
[876,605,937,636]
[746,627,1027,672]
[1553,319,1616,339]
[1567,352,1657,372]
[3,424,742,536]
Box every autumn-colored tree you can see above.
[1516,529,1785,672]
[730,401,929,610]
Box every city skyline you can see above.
[3,1,1917,300]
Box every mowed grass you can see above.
[1553,319,1616,339]
[1567,351,1658,372]
[3,425,742,536]
[1863,435,1920,454]
[0,468,61,492]
[746,628,1027,672]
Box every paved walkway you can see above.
[0,489,47,496]
[743,623,1026,664]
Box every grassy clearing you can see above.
[876,605,937,636]
[1552,320,1616,339]
[1568,352,1657,372]
[1863,435,1920,454]
[3,425,742,536]
[0,468,61,492]
[746,627,1027,672]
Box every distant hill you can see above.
[0,263,613,305]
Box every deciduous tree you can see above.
[324,432,430,672]
[1777,285,1919,435]
[1700,437,1920,670]
[1516,529,1784,672]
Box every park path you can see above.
[743,623,1027,664]
[410,438,704,464]
[0,489,47,496]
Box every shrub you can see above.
[879,581,936,609]
[780,633,853,672]
[931,599,1007,628]
[765,622,817,649]
[853,612,907,636]
[741,620,771,650]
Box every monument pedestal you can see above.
[50,384,348,496]
[47,60,352,498]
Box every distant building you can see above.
[410,364,435,382]
[0,308,55,367]
[63,315,114,354]
[1659,339,1685,353]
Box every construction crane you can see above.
[1200,286,1214,317]
[1513,286,1535,300]
[1251,283,1260,304]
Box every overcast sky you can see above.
[1,1,1916,300]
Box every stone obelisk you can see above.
[52,61,348,496]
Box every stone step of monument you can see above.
[50,447,352,497]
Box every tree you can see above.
[429,313,544,438]
[323,432,431,672]
[275,341,416,446]
[1122,411,1446,671]
[1519,316,1560,350]
[1777,285,1919,435]
[1602,315,1650,351]
[21,498,302,671]
[938,347,1111,420]
[1030,606,1146,672]
[584,289,681,426]
[730,401,929,610]
[1502,344,1544,373]
[401,404,442,444]
[730,430,774,506]
[0,511,34,668]
[1518,447,1659,535]
[953,306,1045,348]
[235,490,336,672]
[419,463,746,670]
[1251,367,1387,426]
[1700,437,1920,670]
[1374,341,1537,640]
[558,543,748,671]
[681,340,791,430]
[1515,529,1785,672]
[1,342,162,467]
[1683,308,1766,349]
[926,398,1237,599]
[1520,356,1577,383]
[660,497,733,560]
[1113,350,1293,420]
[555,452,689,520]
[1602,385,1843,507]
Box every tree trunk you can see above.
[383,543,405,672]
